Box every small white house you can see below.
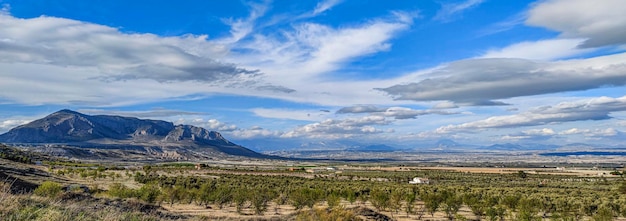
[409,177,429,184]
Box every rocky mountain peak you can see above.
[163,125,231,145]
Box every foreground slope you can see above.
[0,109,266,158]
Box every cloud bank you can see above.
[435,96,626,133]
[379,54,626,105]
[0,14,258,83]
[526,0,626,48]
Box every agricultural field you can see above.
[2,145,626,221]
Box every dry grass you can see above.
[0,179,199,221]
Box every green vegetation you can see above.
[33,181,62,197]
[44,160,102,168]
[0,182,190,221]
[2,143,625,220]
[295,207,361,221]
[102,166,626,219]
[0,144,33,164]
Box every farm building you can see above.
[409,177,430,184]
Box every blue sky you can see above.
[1,0,626,150]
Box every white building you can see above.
[409,177,430,184]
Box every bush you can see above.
[593,206,614,221]
[326,193,341,209]
[290,187,323,210]
[370,188,390,211]
[137,183,161,204]
[618,181,626,194]
[296,207,361,221]
[108,183,135,199]
[34,181,62,197]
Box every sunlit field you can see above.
[2,145,625,221]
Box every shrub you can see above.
[370,188,390,211]
[137,183,161,204]
[108,183,135,199]
[326,193,341,209]
[593,206,614,221]
[618,181,626,194]
[296,207,361,221]
[290,187,323,210]
[34,181,62,197]
[250,188,275,215]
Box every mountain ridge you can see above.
[0,109,266,159]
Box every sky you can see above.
[1,0,626,151]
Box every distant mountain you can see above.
[238,139,364,152]
[346,144,402,152]
[0,109,266,159]
[480,143,558,151]
[486,143,524,151]
[238,139,406,153]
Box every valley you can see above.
[2,143,626,221]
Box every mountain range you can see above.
[0,109,267,159]
[1,110,620,162]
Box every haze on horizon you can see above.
[0,0,625,151]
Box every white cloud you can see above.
[175,118,238,132]
[434,0,484,22]
[336,105,387,114]
[1,63,203,106]
[481,38,592,61]
[0,119,31,133]
[500,135,531,141]
[255,85,296,93]
[312,0,342,16]
[560,128,586,135]
[0,4,10,15]
[0,7,421,108]
[523,128,556,136]
[0,14,254,83]
[381,0,626,108]
[78,109,205,118]
[235,11,413,79]
[559,128,619,137]
[433,101,458,109]
[281,116,390,139]
[219,1,269,44]
[435,96,626,133]
[0,13,272,105]
[336,105,457,119]
[203,119,238,131]
[252,108,332,121]
[379,53,626,105]
[202,11,420,107]
[378,107,457,120]
[526,0,626,48]
[496,128,557,142]
[476,13,526,37]
[230,126,282,139]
